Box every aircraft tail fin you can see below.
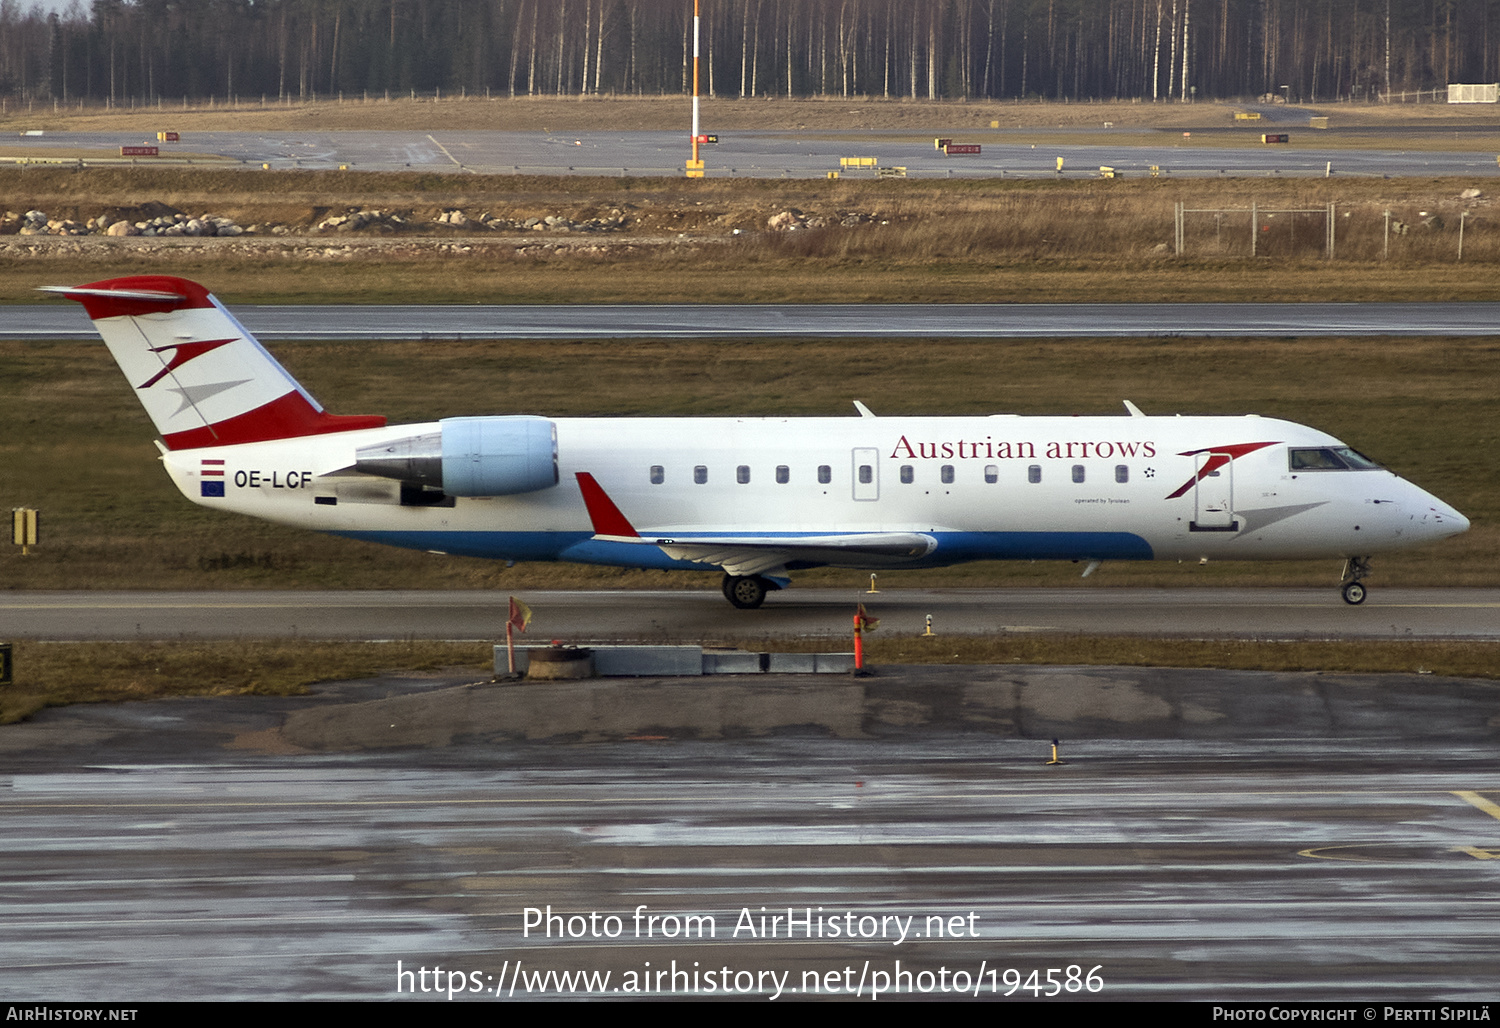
[43,276,385,450]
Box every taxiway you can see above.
[11,301,1500,341]
[3,588,1497,641]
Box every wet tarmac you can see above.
[3,665,1498,1001]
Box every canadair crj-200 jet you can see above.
[48,276,1469,609]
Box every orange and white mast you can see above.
[687,0,704,177]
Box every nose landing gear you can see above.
[1339,556,1372,605]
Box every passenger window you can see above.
[649,465,664,485]
[1072,465,1085,483]
[1115,465,1128,484]
[940,465,954,484]
[984,465,998,484]
[818,465,831,484]
[694,465,708,484]
[858,465,873,485]
[1028,465,1041,484]
[776,465,789,484]
[736,465,750,484]
[900,465,914,484]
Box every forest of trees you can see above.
[0,0,1496,108]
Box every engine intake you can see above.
[353,416,558,497]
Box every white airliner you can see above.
[48,276,1469,608]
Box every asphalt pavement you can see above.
[4,587,1497,641]
[11,301,1500,340]
[9,126,1500,179]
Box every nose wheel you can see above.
[1339,556,1372,605]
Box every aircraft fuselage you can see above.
[161,413,1467,571]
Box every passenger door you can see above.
[1192,452,1238,531]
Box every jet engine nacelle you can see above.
[353,416,559,496]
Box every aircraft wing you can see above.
[574,472,936,575]
[644,533,936,576]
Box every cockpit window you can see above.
[1332,447,1383,470]
[1290,448,1346,470]
[1289,447,1383,471]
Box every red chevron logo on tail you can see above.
[137,338,238,389]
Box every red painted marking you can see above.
[1165,441,1280,499]
[574,472,640,538]
[161,391,386,451]
[63,276,215,320]
[138,338,238,389]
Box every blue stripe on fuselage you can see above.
[330,529,1154,568]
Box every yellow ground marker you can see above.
[1454,790,1500,821]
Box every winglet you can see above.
[1123,400,1146,417]
[575,472,640,538]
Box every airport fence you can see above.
[1174,202,1336,259]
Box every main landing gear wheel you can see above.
[722,574,770,609]
[1341,581,1367,605]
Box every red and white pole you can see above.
[687,0,704,177]
[692,0,700,161]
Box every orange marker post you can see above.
[853,603,879,672]
[505,595,533,675]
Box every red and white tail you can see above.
[43,276,385,450]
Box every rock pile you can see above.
[316,209,406,232]
[1,208,247,237]
[766,208,874,230]
[313,207,631,233]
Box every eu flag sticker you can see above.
[200,458,226,498]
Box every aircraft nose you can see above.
[1421,503,1469,538]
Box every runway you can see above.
[3,665,1498,1001]
[4,588,1498,641]
[10,301,1500,341]
[9,127,1500,179]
